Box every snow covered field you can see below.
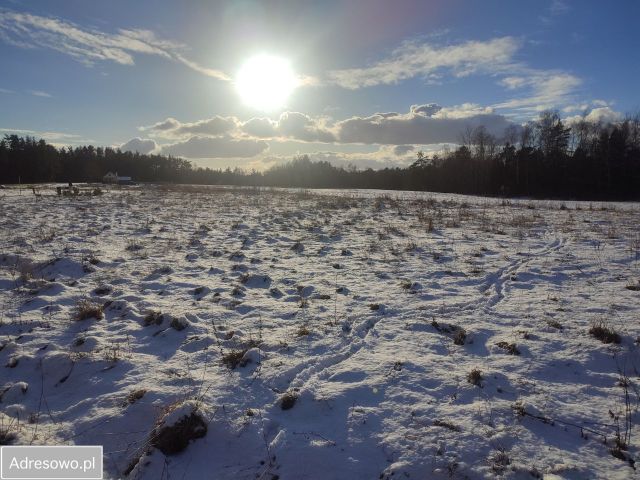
[1,184,639,479]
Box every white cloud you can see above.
[0,10,229,80]
[499,77,529,90]
[142,117,181,132]
[550,0,570,15]
[540,0,570,24]
[562,103,590,113]
[493,71,582,113]
[327,36,520,89]
[28,90,52,97]
[160,135,268,158]
[0,88,14,94]
[564,106,623,125]
[120,137,157,154]
[142,116,238,139]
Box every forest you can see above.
[1,111,639,199]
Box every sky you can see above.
[0,0,638,170]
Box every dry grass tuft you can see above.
[467,368,483,387]
[589,320,621,344]
[280,391,299,410]
[222,349,249,369]
[74,299,104,321]
[495,341,521,355]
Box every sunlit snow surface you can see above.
[1,185,639,479]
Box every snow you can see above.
[0,185,639,479]
[159,400,204,429]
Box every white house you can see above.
[103,172,133,184]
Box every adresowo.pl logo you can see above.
[1,446,102,480]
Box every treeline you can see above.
[1,111,639,199]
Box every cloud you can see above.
[141,116,238,139]
[499,77,529,90]
[322,32,582,117]
[28,90,52,97]
[241,117,278,138]
[0,10,229,80]
[335,104,513,145]
[120,137,157,154]
[494,71,582,113]
[541,0,570,23]
[144,103,515,153]
[410,103,442,116]
[0,88,14,94]
[160,136,268,158]
[0,127,90,144]
[327,36,520,89]
[393,145,414,156]
[549,0,570,15]
[242,147,416,173]
[276,112,336,143]
[565,106,623,125]
[240,113,335,142]
[245,106,511,145]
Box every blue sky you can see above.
[0,0,638,169]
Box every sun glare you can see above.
[235,54,297,111]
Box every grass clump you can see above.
[150,402,207,455]
[296,325,311,337]
[431,319,467,345]
[74,299,104,321]
[625,282,640,291]
[144,311,163,326]
[467,368,483,387]
[453,328,467,345]
[546,319,563,330]
[589,320,621,344]
[280,391,299,410]
[170,316,188,331]
[222,349,249,369]
[496,341,521,355]
[124,389,147,406]
[0,428,17,445]
[433,419,461,432]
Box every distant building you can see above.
[103,172,117,183]
[103,172,134,184]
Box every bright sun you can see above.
[236,54,298,111]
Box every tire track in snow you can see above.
[483,235,566,311]
[257,236,567,415]
[265,313,386,392]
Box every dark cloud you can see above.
[120,137,157,154]
[277,112,336,143]
[410,103,442,116]
[241,117,278,138]
[393,145,415,156]
[160,135,268,158]
[335,108,513,145]
[142,103,515,156]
